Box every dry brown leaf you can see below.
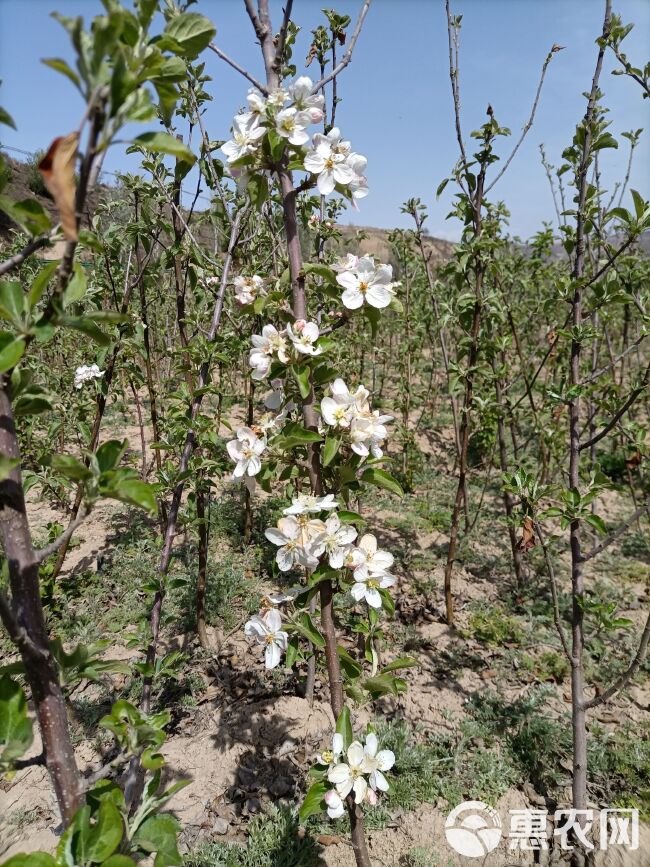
[516,515,537,552]
[626,451,642,472]
[38,132,79,241]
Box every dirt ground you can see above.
[1,411,648,867]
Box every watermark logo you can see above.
[445,800,503,857]
[445,804,639,857]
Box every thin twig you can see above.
[311,0,372,93]
[580,499,649,562]
[0,236,51,276]
[35,508,89,563]
[535,521,572,663]
[208,44,268,95]
[486,46,561,193]
[579,361,649,451]
[583,610,650,710]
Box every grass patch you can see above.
[185,806,320,867]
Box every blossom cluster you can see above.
[242,496,396,669]
[249,319,322,380]
[234,274,266,306]
[264,495,396,608]
[74,364,104,390]
[320,378,393,460]
[221,77,368,201]
[318,732,395,817]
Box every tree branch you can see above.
[208,43,269,94]
[580,499,649,562]
[0,236,51,277]
[35,507,89,564]
[579,361,649,451]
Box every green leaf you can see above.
[380,656,419,674]
[322,435,341,467]
[291,612,325,648]
[27,260,59,310]
[292,364,311,400]
[95,439,128,474]
[1,856,56,867]
[62,262,88,308]
[363,673,407,699]
[56,315,111,345]
[0,107,16,129]
[0,280,25,325]
[102,858,137,867]
[0,334,25,373]
[105,478,157,515]
[84,798,123,862]
[584,513,607,534]
[133,813,182,867]
[436,176,450,198]
[42,58,82,90]
[0,676,33,768]
[0,196,51,236]
[298,780,328,821]
[337,509,364,524]
[303,262,337,285]
[277,421,322,449]
[335,706,353,751]
[337,646,362,679]
[51,453,92,482]
[363,304,380,339]
[163,12,216,59]
[360,467,404,498]
[133,132,196,165]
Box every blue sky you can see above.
[1,0,648,241]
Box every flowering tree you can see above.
[212,3,420,863]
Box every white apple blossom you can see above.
[321,514,357,568]
[350,411,393,459]
[264,379,285,410]
[347,152,370,200]
[265,516,319,571]
[246,88,267,118]
[350,569,396,609]
[288,76,325,123]
[362,733,395,792]
[234,274,266,306]
[275,107,312,146]
[336,256,394,310]
[267,88,289,110]
[313,127,351,156]
[327,741,369,804]
[320,378,371,430]
[304,144,355,196]
[284,493,338,515]
[222,114,265,163]
[74,364,104,389]
[249,324,290,380]
[317,733,344,767]
[244,608,288,669]
[226,427,266,478]
[286,319,322,356]
[332,253,360,273]
[320,732,393,818]
[352,533,395,577]
[324,789,346,819]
